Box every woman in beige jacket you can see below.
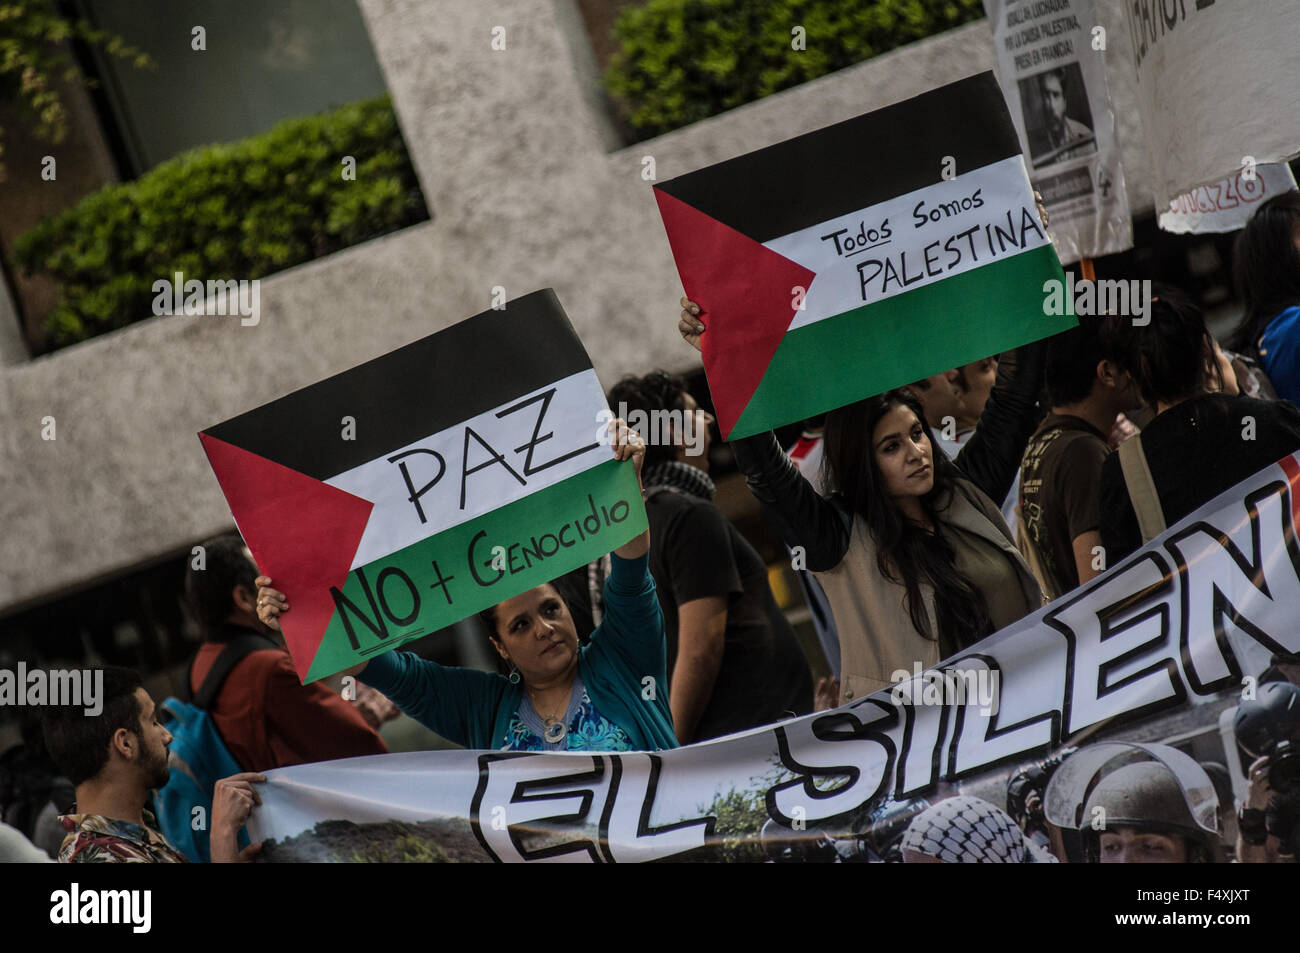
[679,301,1045,704]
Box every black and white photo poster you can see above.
[983,0,1131,264]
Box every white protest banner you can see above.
[248,453,1300,862]
[982,0,1132,264]
[1124,0,1300,210]
[1159,162,1298,235]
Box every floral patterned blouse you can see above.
[503,679,633,752]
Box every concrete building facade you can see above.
[0,0,1160,622]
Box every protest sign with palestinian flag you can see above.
[653,71,1075,440]
[199,290,645,683]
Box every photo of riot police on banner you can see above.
[759,818,844,863]
[1233,680,1300,862]
[1005,746,1077,853]
[1042,742,1219,863]
[757,795,934,863]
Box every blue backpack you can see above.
[153,634,276,862]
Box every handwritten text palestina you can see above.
[856,204,1044,301]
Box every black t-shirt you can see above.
[1099,394,1300,563]
[646,489,813,740]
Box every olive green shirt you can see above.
[944,521,1038,636]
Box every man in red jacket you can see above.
[185,534,390,770]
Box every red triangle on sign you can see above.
[198,433,373,681]
[653,187,816,439]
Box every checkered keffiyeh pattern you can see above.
[900,796,1027,863]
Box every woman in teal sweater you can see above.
[254,419,678,753]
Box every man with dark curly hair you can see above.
[607,371,812,743]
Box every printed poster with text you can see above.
[199,290,646,682]
[1159,163,1298,235]
[1124,0,1300,210]
[983,0,1132,263]
[652,72,1075,441]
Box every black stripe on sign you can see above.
[655,72,1021,244]
[202,289,593,481]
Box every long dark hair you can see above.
[1229,191,1300,353]
[1100,285,1220,407]
[820,390,992,654]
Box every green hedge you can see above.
[604,0,986,139]
[12,95,428,348]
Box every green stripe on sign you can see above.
[728,244,1074,440]
[304,458,646,683]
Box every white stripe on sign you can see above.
[327,368,612,568]
[769,155,1047,332]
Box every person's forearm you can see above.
[957,340,1047,504]
[357,652,447,736]
[1072,530,1104,585]
[614,528,649,560]
[729,432,849,570]
[1074,556,1102,585]
[210,823,240,864]
[669,641,724,744]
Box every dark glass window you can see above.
[77,0,390,175]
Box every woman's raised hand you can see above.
[610,418,651,560]
[679,296,705,352]
[609,417,647,483]
[255,574,369,677]
[254,576,288,633]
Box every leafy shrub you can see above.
[604,0,986,139]
[0,0,151,180]
[259,819,490,863]
[698,786,768,862]
[12,94,428,349]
